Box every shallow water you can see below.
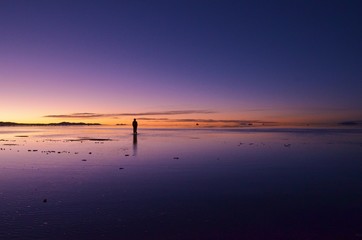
[1,126,362,239]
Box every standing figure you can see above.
[132,118,138,134]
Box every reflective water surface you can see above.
[1,127,362,239]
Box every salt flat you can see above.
[0,126,362,240]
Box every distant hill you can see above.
[338,121,362,126]
[0,121,101,126]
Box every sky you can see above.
[1,0,361,127]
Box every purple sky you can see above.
[1,0,361,126]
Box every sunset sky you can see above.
[1,0,361,127]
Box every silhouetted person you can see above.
[132,118,138,134]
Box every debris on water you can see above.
[42,151,56,154]
[67,138,112,142]
[84,138,112,141]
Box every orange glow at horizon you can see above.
[2,111,360,128]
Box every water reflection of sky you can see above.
[1,127,362,239]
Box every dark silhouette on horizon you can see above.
[132,118,138,134]
[0,121,101,126]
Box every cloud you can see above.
[43,110,281,127]
[137,117,170,121]
[44,110,215,119]
[44,113,104,118]
[134,117,278,126]
[173,119,277,125]
[43,111,279,127]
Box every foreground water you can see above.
[0,126,362,240]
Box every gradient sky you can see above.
[1,0,361,127]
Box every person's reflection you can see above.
[133,133,138,156]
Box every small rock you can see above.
[173,157,179,160]
[82,159,87,161]
[119,167,124,170]
[125,154,129,157]
[43,198,47,203]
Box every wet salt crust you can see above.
[0,126,362,240]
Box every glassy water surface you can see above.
[1,127,362,239]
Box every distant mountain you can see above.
[0,121,101,126]
[338,121,362,126]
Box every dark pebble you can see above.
[82,159,87,161]
[173,157,179,160]
[43,199,47,203]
